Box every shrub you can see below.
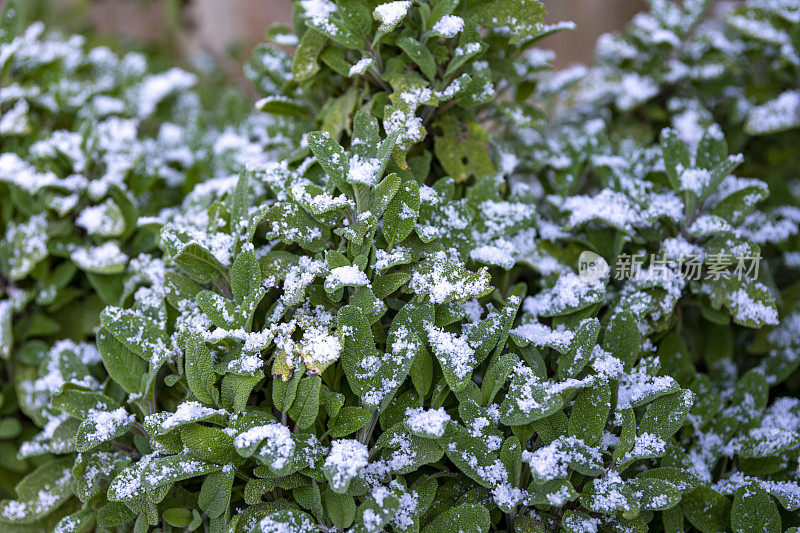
[2,0,800,532]
[0,1,225,528]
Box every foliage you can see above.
[0,1,231,528]
[1,0,800,532]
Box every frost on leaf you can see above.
[323,439,368,493]
[409,252,492,305]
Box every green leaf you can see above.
[196,290,239,329]
[434,114,497,182]
[0,457,73,524]
[262,201,330,252]
[481,352,520,406]
[731,482,780,533]
[559,318,600,380]
[661,128,692,191]
[73,450,130,502]
[0,0,21,43]
[324,491,356,529]
[274,367,304,412]
[568,382,610,447]
[144,453,221,492]
[172,242,228,284]
[398,37,437,80]
[51,388,120,419]
[423,503,490,533]
[181,423,241,465]
[602,311,640,372]
[0,301,11,360]
[580,475,638,515]
[712,180,768,224]
[96,501,136,528]
[199,468,235,518]
[373,272,410,299]
[231,246,262,305]
[307,131,351,196]
[100,305,167,361]
[256,96,310,117]
[370,172,401,218]
[442,423,505,488]
[222,372,262,413]
[353,487,400,532]
[75,407,133,452]
[338,0,372,36]
[384,178,420,246]
[337,304,379,399]
[628,478,682,511]
[474,0,545,43]
[293,28,327,82]
[258,509,317,531]
[683,487,731,533]
[321,86,359,139]
[328,406,370,438]
[500,366,563,425]
[184,332,219,405]
[54,509,95,533]
[96,327,145,395]
[639,390,693,441]
[287,375,321,430]
[527,479,578,506]
[339,301,426,408]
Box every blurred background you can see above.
[0,0,647,77]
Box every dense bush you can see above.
[1,0,799,532]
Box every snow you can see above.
[137,68,196,117]
[470,241,516,269]
[373,1,411,32]
[523,272,605,317]
[745,90,800,134]
[616,359,680,410]
[560,189,639,232]
[84,408,133,443]
[235,423,294,470]
[326,265,370,288]
[405,407,451,437]
[75,202,124,236]
[522,435,601,481]
[425,323,475,379]
[258,511,315,533]
[291,184,351,212]
[620,432,666,462]
[373,247,410,273]
[349,57,374,76]
[587,472,633,512]
[431,15,464,38]
[300,0,339,35]
[151,401,226,431]
[511,322,574,352]
[297,324,342,373]
[679,168,711,196]
[347,154,382,186]
[727,286,779,326]
[0,467,72,521]
[324,439,369,491]
[616,74,659,110]
[3,214,48,279]
[409,252,492,304]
